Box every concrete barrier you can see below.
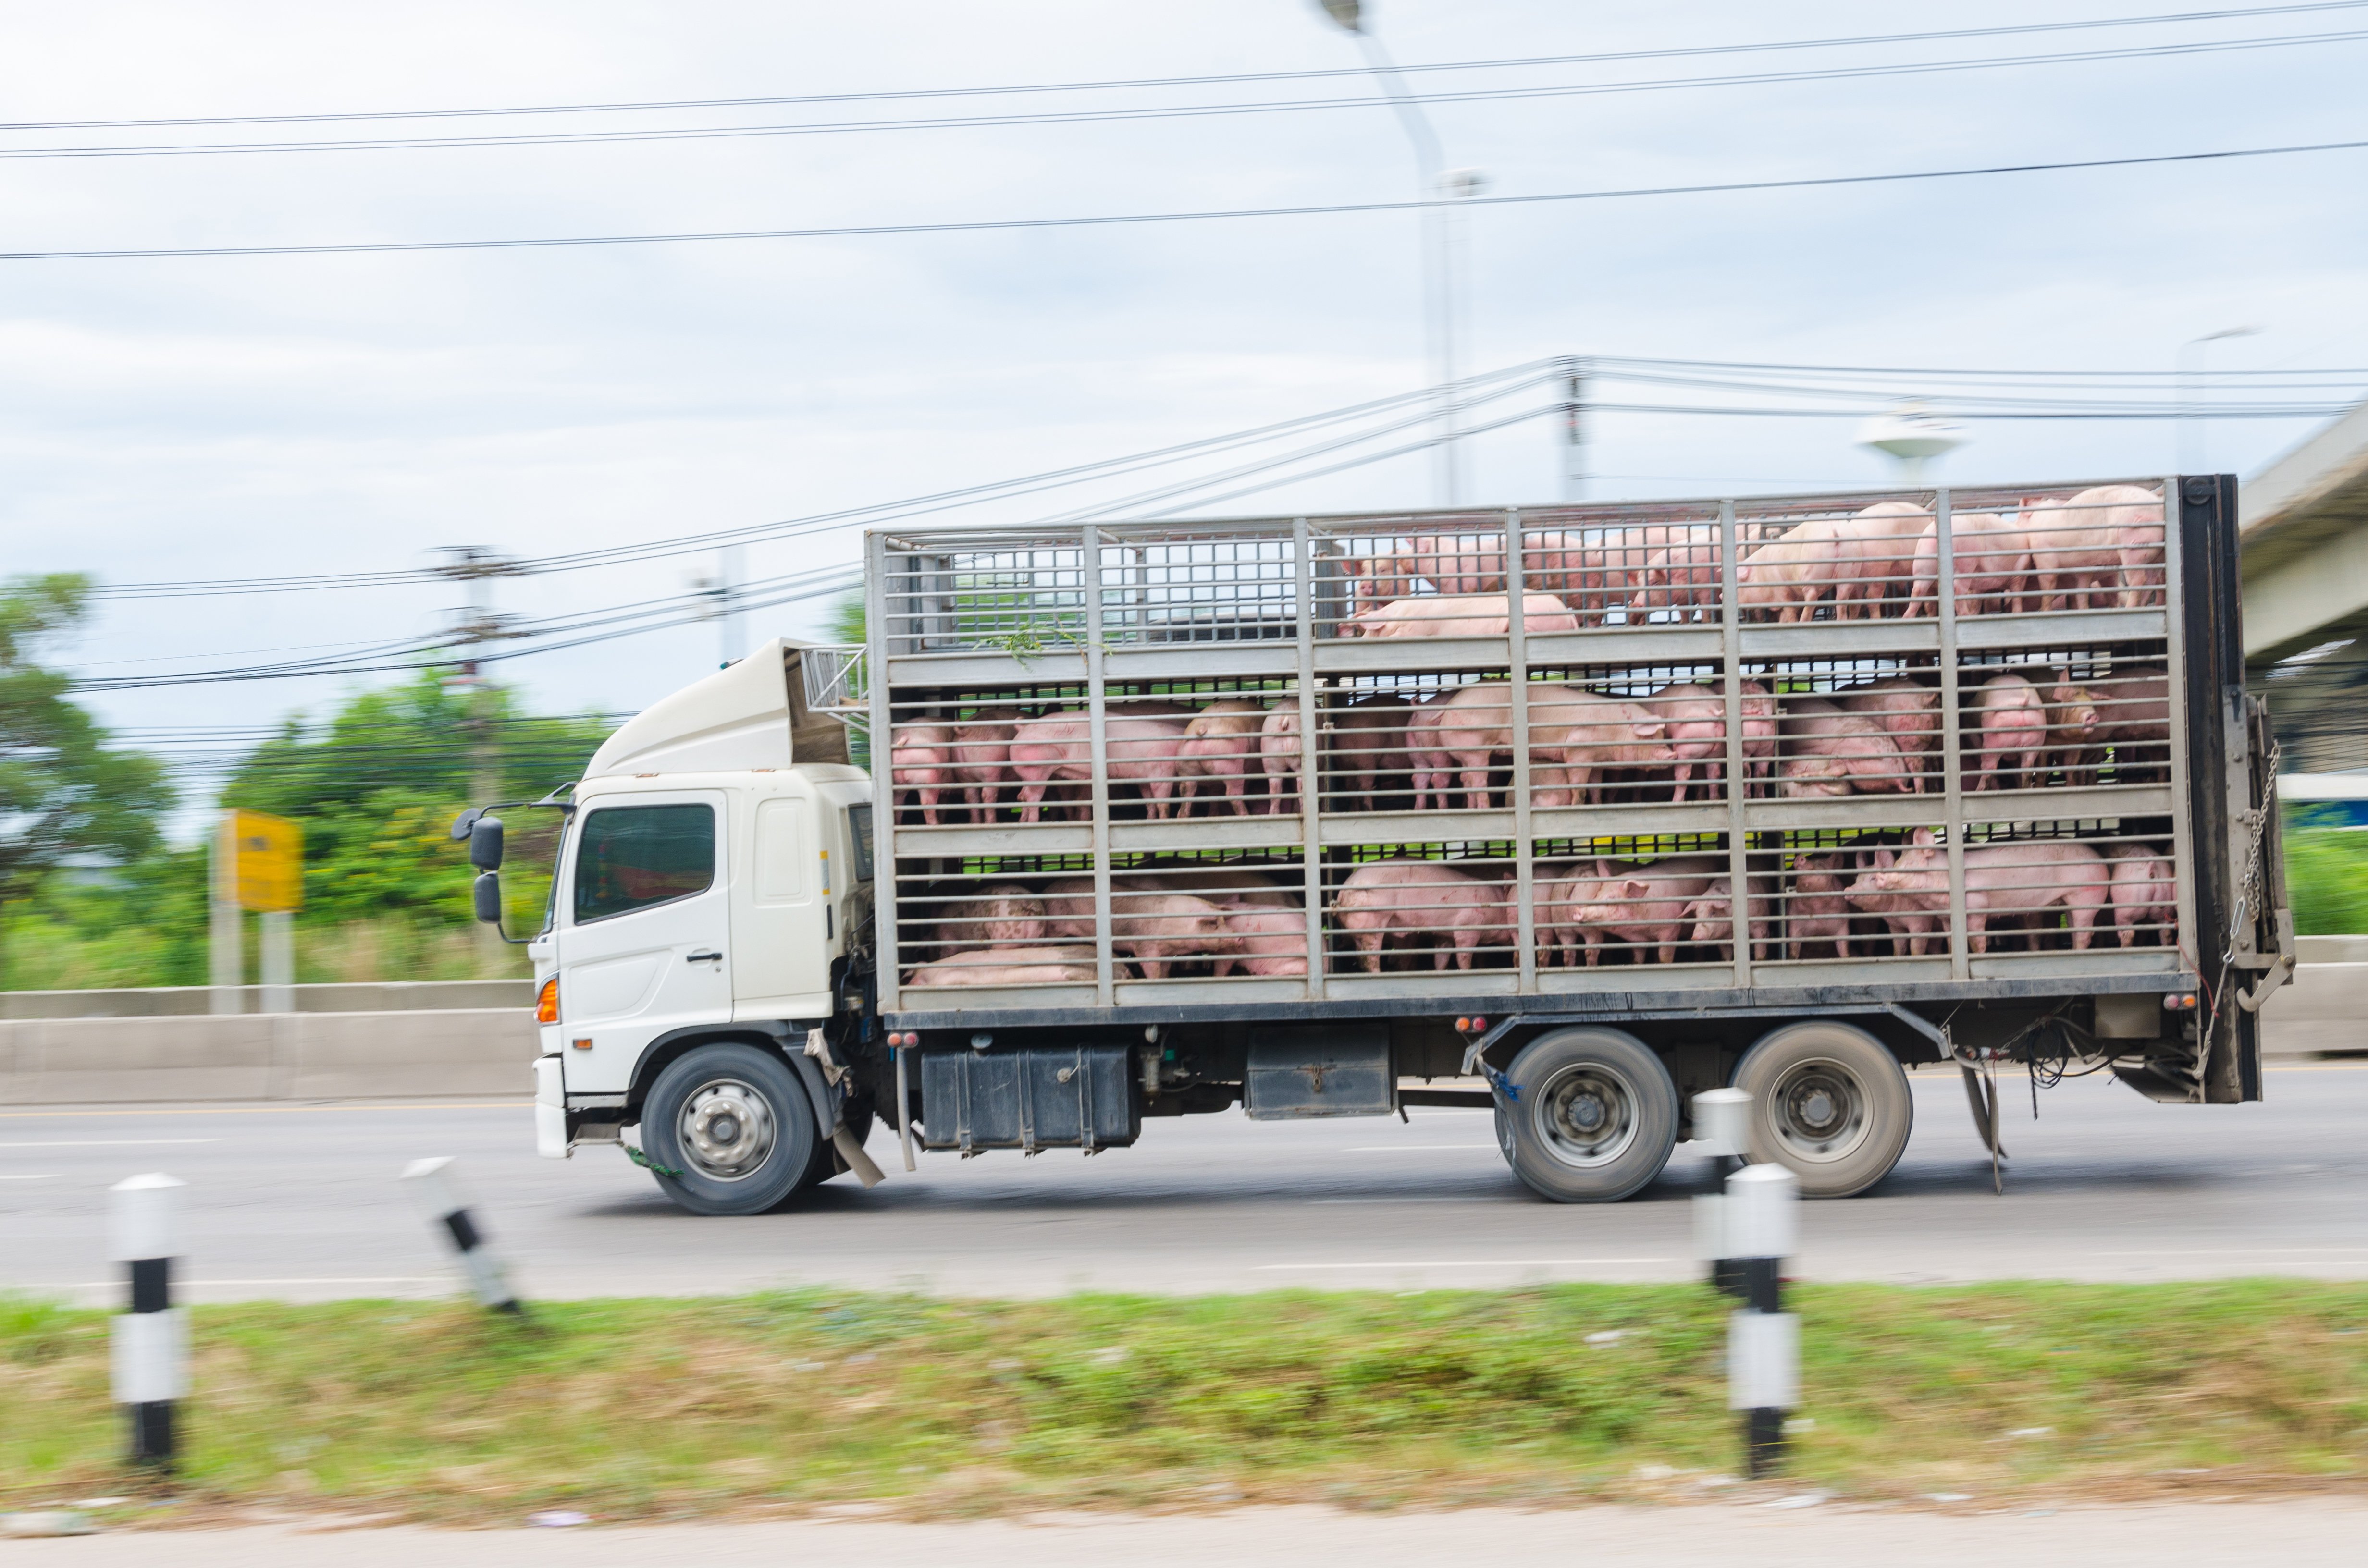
[0,1010,539,1105]
[0,980,533,1020]
[0,947,2353,1106]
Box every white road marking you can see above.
[18,1276,446,1289]
[0,1103,527,1118]
[2101,1247,2368,1256]
[1344,1144,1499,1152]
[0,1139,222,1148]
[1310,1197,1488,1204]
[1250,1269,1677,1279]
[0,1174,60,1181]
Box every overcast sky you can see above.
[7,0,2366,833]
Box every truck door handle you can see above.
[687,950,724,964]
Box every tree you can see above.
[824,592,865,645]
[0,575,173,901]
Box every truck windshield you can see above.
[573,803,715,924]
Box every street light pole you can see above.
[1315,1,1481,507]
[2179,326,2262,475]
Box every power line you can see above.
[11,1,2358,131]
[13,28,2366,160]
[15,133,2367,264]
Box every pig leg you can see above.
[1671,762,1691,803]
[2068,889,2105,951]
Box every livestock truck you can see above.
[465,476,2293,1215]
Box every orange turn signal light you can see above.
[535,977,559,1024]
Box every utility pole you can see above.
[698,544,745,667]
[1561,356,1591,503]
[207,814,241,1014]
[432,547,527,976]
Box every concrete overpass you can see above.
[2242,398,2368,666]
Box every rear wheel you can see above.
[1730,1020,1912,1198]
[642,1042,817,1216]
[1498,1028,1679,1202]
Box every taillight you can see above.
[536,977,559,1024]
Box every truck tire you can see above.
[1498,1028,1679,1203]
[642,1042,818,1216]
[1731,1021,1912,1198]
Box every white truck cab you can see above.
[503,641,877,1213]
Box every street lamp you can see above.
[2179,325,2262,475]
[1857,400,1966,488]
[1314,0,1482,506]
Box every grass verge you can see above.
[3,1282,2364,1522]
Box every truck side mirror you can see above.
[468,815,506,871]
[472,870,504,925]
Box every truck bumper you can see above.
[533,1055,568,1160]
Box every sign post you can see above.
[210,810,304,1015]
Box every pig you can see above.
[1175,868,1302,910]
[1779,698,1914,795]
[1787,852,1855,959]
[1849,830,2109,955]
[2085,665,2171,784]
[948,706,1022,825]
[1037,874,1165,940]
[1627,537,1723,622]
[1339,550,1425,609]
[2023,485,2165,610]
[1683,872,1777,963]
[1828,501,1935,619]
[1574,855,1727,966]
[1535,863,1613,968]
[905,947,1099,987]
[2040,674,2103,786]
[1341,592,1582,640]
[1517,530,1615,617]
[1335,860,1512,972]
[1737,678,1779,797]
[1403,689,1464,811]
[1111,892,1237,980]
[1259,707,1305,813]
[2104,842,2176,948]
[1966,672,2047,791]
[1906,512,2031,620]
[935,883,1048,952]
[1738,517,1845,622]
[1008,713,1193,822]
[1326,694,1413,810]
[1179,700,1271,818]
[1432,683,1673,808]
[888,723,958,825]
[1642,682,1727,802]
[1835,677,1940,793]
[1407,534,1507,596]
[1223,906,1311,977]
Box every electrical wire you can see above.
[15,133,2368,263]
[12,1,2359,131]
[13,28,2367,160]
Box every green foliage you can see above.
[2283,808,2368,935]
[0,1283,2363,1520]
[0,574,173,898]
[824,591,866,646]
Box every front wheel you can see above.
[642,1042,818,1215]
[1730,1020,1913,1198]
[1498,1028,1678,1202]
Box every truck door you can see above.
[728,786,833,1019]
[555,792,732,1093]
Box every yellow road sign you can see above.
[225,809,304,912]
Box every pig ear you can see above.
[1911,826,1936,847]
[1873,848,1896,870]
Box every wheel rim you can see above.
[1533,1064,1641,1169]
[1766,1056,1872,1164]
[677,1078,777,1181]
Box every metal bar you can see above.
[1506,507,1537,993]
[2161,472,2201,977]
[1083,526,1115,1008]
[1935,488,1970,980]
[1295,519,1328,1001]
[895,1043,916,1171]
[1719,499,1753,986]
[865,530,902,1013]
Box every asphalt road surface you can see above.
[7,1065,2367,1303]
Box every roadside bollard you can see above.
[1691,1088,1751,1296]
[110,1173,188,1471]
[1725,1162,1801,1479]
[400,1157,525,1317]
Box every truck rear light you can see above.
[536,977,559,1024]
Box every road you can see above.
[10,1501,2368,1567]
[7,1065,2367,1303]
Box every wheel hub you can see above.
[1537,1066,1640,1168]
[680,1080,776,1180]
[1771,1062,1868,1160]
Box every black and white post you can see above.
[1691,1088,1751,1296]
[110,1173,188,1471]
[400,1157,523,1317]
[1724,1163,1801,1478]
